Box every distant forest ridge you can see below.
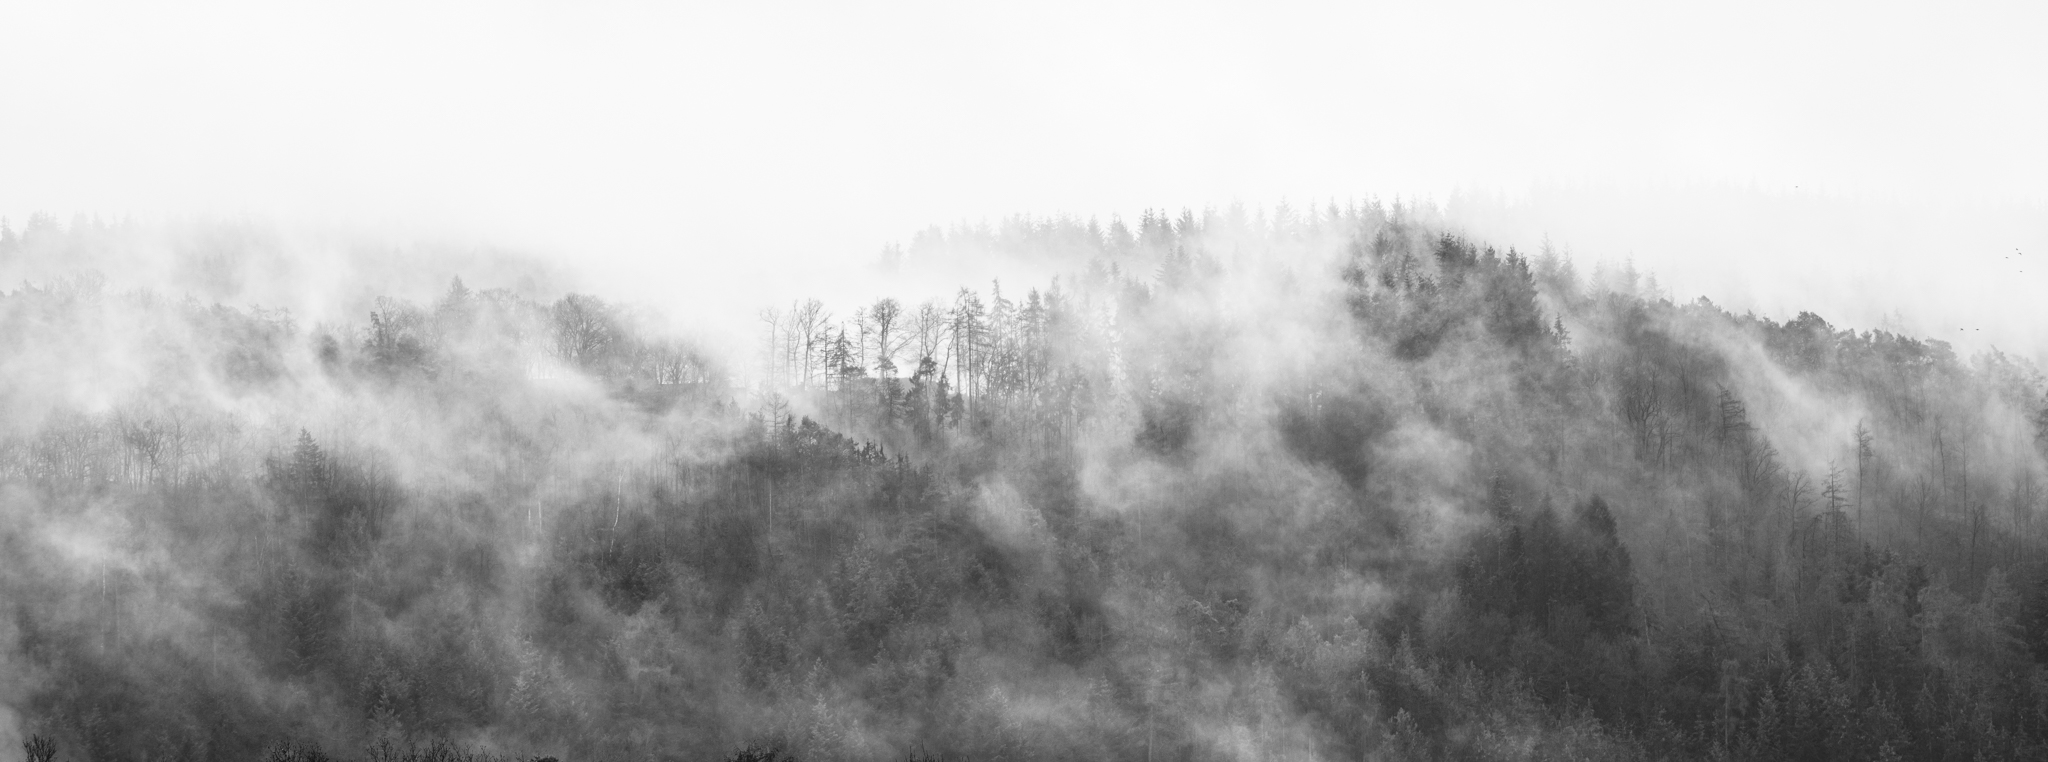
[2,207,2047,761]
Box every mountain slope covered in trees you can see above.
[2,207,2046,761]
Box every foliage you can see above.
[1,208,2045,760]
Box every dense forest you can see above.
[2,204,2047,761]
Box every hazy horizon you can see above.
[5,4,2048,761]
[5,1,2043,366]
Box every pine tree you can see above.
[289,429,329,506]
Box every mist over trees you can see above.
[2,205,2047,761]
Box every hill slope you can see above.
[2,208,2046,761]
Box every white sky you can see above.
[3,0,2044,362]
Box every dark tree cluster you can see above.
[1,208,2045,761]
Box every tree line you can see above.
[1,208,2046,760]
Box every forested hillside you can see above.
[2,206,2046,761]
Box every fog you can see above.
[5,1,2043,360]
[4,3,2048,762]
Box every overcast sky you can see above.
[3,0,2043,360]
